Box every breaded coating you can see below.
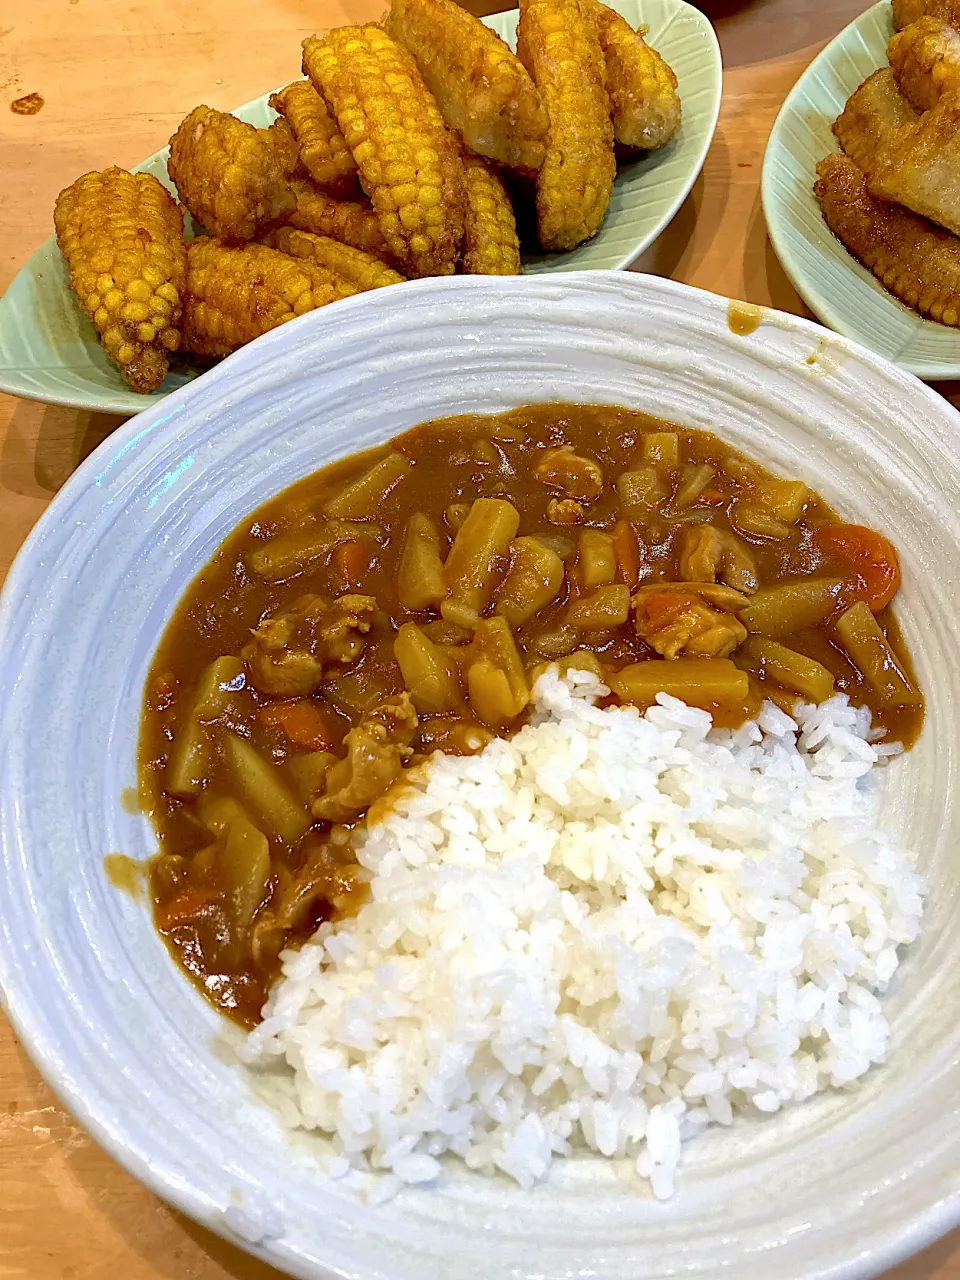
[893,0,960,30]
[383,0,548,171]
[815,151,960,326]
[269,80,358,195]
[888,16,960,110]
[588,0,680,150]
[303,25,465,277]
[54,167,185,393]
[168,105,296,242]
[870,92,960,235]
[516,0,615,251]
[182,239,354,357]
[833,69,917,178]
[264,116,302,177]
[461,153,521,274]
[270,226,405,290]
[286,177,393,259]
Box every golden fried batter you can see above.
[588,0,680,150]
[893,0,960,30]
[870,91,960,236]
[833,69,917,178]
[302,25,465,277]
[182,238,352,357]
[889,15,960,110]
[461,153,521,275]
[168,106,295,242]
[269,226,405,291]
[54,167,185,393]
[264,117,301,177]
[815,151,960,326]
[384,0,548,171]
[516,0,615,251]
[269,81,358,195]
[286,178,393,260]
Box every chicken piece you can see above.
[815,152,960,326]
[181,239,354,358]
[516,0,616,251]
[893,0,960,30]
[461,154,521,275]
[889,16,960,109]
[677,525,758,595]
[547,498,585,525]
[587,0,681,150]
[285,178,394,260]
[312,694,418,822]
[869,93,960,236]
[383,0,548,170]
[533,446,604,501]
[243,593,377,697]
[633,586,747,660]
[302,25,465,278]
[833,69,918,178]
[167,106,296,242]
[53,167,186,394]
[269,227,405,291]
[269,81,359,195]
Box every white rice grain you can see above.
[242,668,923,1199]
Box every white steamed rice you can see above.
[241,668,924,1200]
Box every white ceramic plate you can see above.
[0,0,721,415]
[762,0,960,378]
[1,273,959,1280]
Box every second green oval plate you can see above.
[762,0,960,379]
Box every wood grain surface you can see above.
[0,2,957,1276]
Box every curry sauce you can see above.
[139,403,924,1026]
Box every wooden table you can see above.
[0,1,957,1276]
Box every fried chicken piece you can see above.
[244,593,377,697]
[815,152,960,326]
[516,0,615,251]
[313,693,418,822]
[268,80,359,195]
[302,25,465,277]
[633,586,747,660]
[588,0,680,150]
[168,106,296,242]
[181,238,354,358]
[893,0,960,30]
[286,178,393,259]
[888,16,960,110]
[460,153,521,274]
[383,0,548,171]
[264,117,302,178]
[833,68,917,178]
[54,167,185,393]
[869,91,960,235]
[269,226,405,291]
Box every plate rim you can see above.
[0,0,721,415]
[2,269,960,1280]
[760,0,960,380]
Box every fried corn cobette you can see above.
[589,0,680,150]
[516,0,615,251]
[888,16,960,111]
[269,226,405,290]
[461,153,521,275]
[54,167,186,393]
[893,0,960,29]
[302,25,465,277]
[286,177,393,259]
[168,106,296,242]
[269,81,359,195]
[384,0,548,171]
[181,239,354,357]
